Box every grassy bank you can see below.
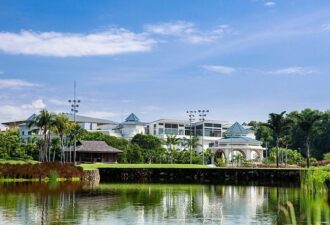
[80,163,209,170]
[80,163,305,171]
[0,159,38,164]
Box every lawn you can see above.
[0,159,38,164]
[80,163,209,170]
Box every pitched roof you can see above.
[226,122,249,137]
[63,113,116,125]
[219,136,261,144]
[75,141,122,153]
[125,113,140,122]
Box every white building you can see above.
[210,122,264,162]
[112,113,146,139]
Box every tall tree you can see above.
[53,114,70,162]
[28,109,56,162]
[263,111,291,168]
[295,109,322,168]
[164,135,181,163]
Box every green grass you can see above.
[0,159,38,164]
[79,163,305,171]
[80,163,209,170]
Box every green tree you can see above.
[53,114,70,162]
[164,135,181,164]
[263,111,292,168]
[294,109,322,168]
[27,109,57,162]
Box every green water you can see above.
[0,182,328,225]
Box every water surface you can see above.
[0,182,328,224]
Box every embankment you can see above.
[99,168,304,185]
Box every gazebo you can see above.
[71,141,122,163]
[210,122,265,162]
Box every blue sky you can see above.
[0,0,330,125]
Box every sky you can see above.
[0,0,330,125]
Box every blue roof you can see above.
[125,113,140,122]
[219,136,261,144]
[226,122,249,137]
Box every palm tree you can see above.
[165,135,181,164]
[28,109,56,162]
[295,109,321,168]
[67,123,85,164]
[53,114,70,162]
[181,136,201,164]
[263,111,292,168]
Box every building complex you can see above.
[2,112,264,162]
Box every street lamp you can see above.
[186,110,196,164]
[68,80,80,165]
[198,109,209,165]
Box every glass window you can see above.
[179,129,184,135]
[159,128,164,135]
[205,123,213,127]
[214,124,222,128]
[159,123,164,125]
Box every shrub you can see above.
[324,152,330,160]
[0,162,84,179]
[47,170,59,182]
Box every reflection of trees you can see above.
[1,182,329,224]
[256,186,330,224]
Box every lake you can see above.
[0,182,328,224]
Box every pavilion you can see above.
[210,122,265,162]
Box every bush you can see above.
[47,170,59,182]
[268,147,304,164]
[0,162,84,179]
[215,157,226,167]
[324,153,330,160]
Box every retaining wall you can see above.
[99,168,303,185]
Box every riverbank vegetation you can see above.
[0,162,84,180]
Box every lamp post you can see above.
[186,110,196,164]
[198,109,209,165]
[68,80,80,165]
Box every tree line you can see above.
[251,108,330,167]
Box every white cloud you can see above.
[0,29,156,57]
[22,99,46,109]
[0,99,46,123]
[203,65,236,74]
[264,2,276,7]
[145,21,231,44]
[0,79,40,89]
[269,67,315,75]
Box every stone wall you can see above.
[99,168,303,185]
[83,169,100,184]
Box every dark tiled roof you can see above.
[75,141,122,153]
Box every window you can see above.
[179,124,184,127]
[159,128,164,135]
[179,129,184,135]
[159,123,164,125]
[205,123,213,127]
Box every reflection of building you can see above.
[210,122,264,161]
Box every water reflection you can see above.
[0,182,328,224]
